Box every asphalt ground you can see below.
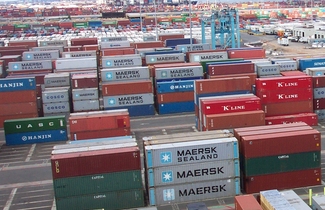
[0,114,325,210]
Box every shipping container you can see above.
[53,170,142,198]
[148,159,239,187]
[101,37,128,42]
[314,87,325,99]
[8,60,52,72]
[243,168,321,194]
[0,102,37,116]
[4,115,66,134]
[61,51,97,58]
[265,113,318,126]
[71,127,131,140]
[42,89,69,103]
[157,101,194,115]
[101,67,150,82]
[100,41,131,49]
[149,63,200,78]
[101,47,135,56]
[73,100,99,112]
[72,88,98,101]
[55,58,97,71]
[101,55,142,68]
[56,138,135,149]
[260,190,293,210]
[51,146,140,179]
[44,73,70,88]
[0,90,36,104]
[315,109,325,120]
[275,60,298,71]
[55,189,145,210]
[234,195,263,210]
[312,195,325,210]
[156,80,194,93]
[0,77,36,92]
[313,76,325,88]
[256,88,313,104]
[102,80,153,96]
[145,137,238,168]
[155,66,203,80]
[208,63,254,76]
[102,93,154,108]
[149,178,240,206]
[31,46,64,54]
[165,38,195,48]
[131,41,164,49]
[298,58,325,71]
[227,48,266,59]
[157,91,194,103]
[255,75,312,91]
[63,46,83,52]
[256,64,280,77]
[175,43,211,53]
[22,50,59,61]
[280,70,306,77]
[280,190,311,210]
[188,51,228,63]
[71,73,98,89]
[307,67,325,76]
[5,129,67,145]
[0,113,38,128]
[39,40,68,47]
[145,53,185,65]
[104,104,156,117]
[71,38,97,46]
[43,101,70,114]
[262,100,313,116]
[9,40,37,47]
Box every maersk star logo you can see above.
[161,71,168,78]
[13,64,18,69]
[150,58,156,62]
[193,55,200,62]
[162,171,173,183]
[163,189,175,201]
[106,61,112,66]
[160,152,172,164]
[108,98,116,105]
[26,54,32,59]
[106,72,113,80]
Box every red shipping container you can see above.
[158,34,184,42]
[0,90,36,104]
[0,46,29,50]
[313,76,325,88]
[314,98,325,110]
[102,80,153,96]
[241,129,320,158]
[255,76,312,91]
[150,62,200,77]
[243,168,321,194]
[7,70,52,75]
[59,22,73,29]
[8,40,37,48]
[0,102,37,116]
[63,46,83,52]
[227,48,266,59]
[6,73,47,85]
[70,127,131,140]
[208,73,256,88]
[0,49,27,57]
[280,70,306,77]
[71,73,98,89]
[130,41,164,49]
[0,113,38,128]
[156,91,194,103]
[51,146,140,179]
[208,63,255,76]
[256,88,313,104]
[71,38,98,46]
[101,48,135,56]
[195,76,251,95]
[82,45,99,51]
[265,113,318,126]
[203,110,265,131]
[201,96,261,115]
[262,100,313,117]
[234,195,263,210]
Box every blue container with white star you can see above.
[156,80,195,93]
[157,101,194,114]
[5,129,68,145]
[22,50,60,61]
[101,55,142,68]
[0,77,36,92]
[8,60,53,72]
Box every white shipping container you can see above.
[8,60,53,71]
[145,137,238,168]
[42,89,70,103]
[101,55,142,68]
[149,178,240,206]
[275,60,298,71]
[44,73,70,88]
[306,67,325,76]
[101,37,128,42]
[155,66,203,80]
[256,64,281,77]
[145,53,185,65]
[280,190,311,210]
[143,36,157,42]
[73,99,100,112]
[55,58,97,70]
[72,88,99,101]
[101,67,150,82]
[22,50,60,61]
[175,43,211,53]
[43,101,70,114]
[61,51,97,58]
[312,195,325,210]
[39,40,68,47]
[147,159,239,187]
[100,41,130,49]
[103,93,154,108]
[189,51,228,62]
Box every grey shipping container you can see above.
[39,40,68,47]
[275,60,298,71]
[145,137,238,168]
[252,61,272,73]
[149,178,240,206]
[31,46,64,54]
[147,159,239,187]
[72,88,99,101]
[314,88,325,99]
[44,73,70,88]
[43,102,70,114]
[136,48,156,58]
[101,36,128,42]
[280,190,311,210]
[155,66,203,80]
[55,58,97,70]
[103,93,154,108]
[100,41,131,49]
[312,195,325,210]
[101,55,142,68]
[256,64,281,77]
[146,53,185,65]
[73,99,100,112]
[175,43,211,53]
[8,60,53,71]
[143,36,157,42]
[61,51,98,58]
[42,89,70,103]
[306,67,325,76]
[189,51,228,62]
[101,67,150,82]
[22,50,60,61]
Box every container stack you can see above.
[51,143,145,210]
[255,75,317,126]
[0,77,38,128]
[144,131,240,206]
[71,73,100,112]
[234,122,321,194]
[42,86,70,118]
[260,190,294,210]
[4,115,68,145]
[68,109,131,140]
[255,63,281,78]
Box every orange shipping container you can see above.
[102,79,153,96]
[156,91,194,103]
[0,102,37,116]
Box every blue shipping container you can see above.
[165,38,195,48]
[5,129,68,145]
[104,104,155,117]
[88,21,102,28]
[156,80,195,93]
[130,18,141,23]
[69,136,133,144]
[0,77,36,92]
[155,76,202,83]
[298,58,325,71]
[144,50,183,56]
[157,101,194,114]
[194,90,251,105]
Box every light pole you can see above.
[140,3,143,31]
[189,0,193,49]
[154,0,158,41]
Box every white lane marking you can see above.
[0,180,53,190]
[25,144,36,162]
[318,123,325,129]
[51,198,56,210]
[4,188,17,210]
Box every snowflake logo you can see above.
[151,58,155,62]
[108,98,115,105]
[106,61,112,66]
[13,65,18,69]
[106,72,113,80]
[163,189,175,201]
[162,171,173,183]
[161,71,167,78]
[160,152,172,164]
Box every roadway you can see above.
[0,113,325,210]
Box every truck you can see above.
[278,37,289,46]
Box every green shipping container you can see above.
[4,116,67,134]
[172,17,186,22]
[200,58,244,73]
[243,151,321,176]
[73,22,88,28]
[14,24,30,28]
[53,170,142,198]
[55,189,145,210]
[103,21,117,25]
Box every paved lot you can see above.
[0,114,324,210]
